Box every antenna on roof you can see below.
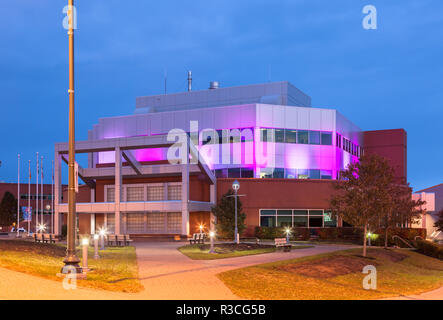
[187,71,192,92]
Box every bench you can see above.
[189,233,206,245]
[106,234,133,247]
[43,234,56,244]
[34,233,43,243]
[275,238,291,252]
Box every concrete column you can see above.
[181,140,190,236]
[54,152,62,235]
[115,147,122,235]
[210,184,216,231]
[90,188,95,234]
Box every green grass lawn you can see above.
[0,240,143,293]
[178,243,313,260]
[217,248,443,300]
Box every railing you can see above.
[392,235,415,248]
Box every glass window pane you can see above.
[285,129,297,144]
[309,210,323,216]
[321,132,332,145]
[260,128,274,143]
[309,131,320,145]
[321,170,332,180]
[260,168,273,179]
[309,216,323,227]
[228,168,241,178]
[275,129,284,143]
[261,210,276,215]
[277,210,292,216]
[293,210,308,216]
[273,168,284,178]
[324,211,337,227]
[241,168,254,178]
[215,169,228,178]
[277,216,292,227]
[298,169,309,179]
[147,186,164,201]
[126,187,144,202]
[260,216,276,227]
[168,185,181,200]
[297,131,308,144]
[309,169,320,179]
[285,168,297,179]
[293,216,308,227]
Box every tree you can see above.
[0,192,18,226]
[435,209,443,232]
[211,189,246,239]
[383,183,424,247]
[331,154,395,257]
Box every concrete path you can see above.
[383,286,443,300]
[134,243,353,300]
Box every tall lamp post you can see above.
[62,0,81,274]
[232,180,240,245]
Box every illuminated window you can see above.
[309,131,320,145]
[147,186,164,201]
[167,184,181,200]
[321,132,332,145]
[285,129,297,144]
[297,131,308,144]
[106,188,115,202]
[126,187,144,202]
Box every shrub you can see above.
[415,240,443,260]
[372,228,427,247]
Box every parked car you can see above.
[11,227,27,233]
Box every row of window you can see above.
[215,168,254,179]
[126,212,182,234]
[195,128,254,145]
[260,209,337,228]
[336,133,363,157]
[260,168,333,180]
[20,194,54,200]
[260,128,333,145]
[105,183,182,202]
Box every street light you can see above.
[93,234,100,259]
[61,0,81,275]
[367,232,372,246]
[209,231,216,254]
[37,224,47,234]
[81,237,89,272]
[199,225,204,234]
[99,228,107,251]
[285,227,291,244]
[232,180,240,245]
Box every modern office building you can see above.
[53,81,412,237]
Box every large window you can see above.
[297,130,309,144]
[321,132,332,145]
[285,129,297,144]
[126,187,144,202]
[147,185,164,201]
[309,131,320,145]
[167,184,181,200]
[259,209,337,228]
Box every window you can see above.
[324,211,337,227]
[260,128,274,142]
[309,131,320,145]
[106,214,115,234]
[293,216,308,227]
[294,210,308,216]
[285,130,297,144]
[309,216,323,227]
[241,168,254,178]
[285,168,297,179]
[147,186,164,201]
[321,132,332,145]
[146,212,165,233]
[309,169,320,179]
[228,168,241,178]
[275,129,284,143]
[321,170,333,180]
[277,216,292,227]
[215,169,228,178]
[126,187,144,202]
[127,213,145,233]
[297,131,308,144]
[260,216,276,227]
[298,169,309,179]
[260,168,274,179]
[273,168,284,178]
[167,185,181,200]
[106,187,115,202]
[167,212,182,233]
[277,210,292,216]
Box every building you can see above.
[53,81,410,237]
[414,184,443,241]
[0,183,56,232]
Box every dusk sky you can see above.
[0,0,441,191]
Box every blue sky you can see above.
[0,0,442,191]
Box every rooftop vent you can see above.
[209,81,220,89]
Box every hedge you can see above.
[415,240,443,260]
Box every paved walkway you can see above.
[382,286,443,300]
[0,242,441,300]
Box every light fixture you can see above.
[81,237,89,246]
[232,180,240,191]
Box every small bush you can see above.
[415,240,443,260]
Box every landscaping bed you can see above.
[0,240,143,293]
[217,248,443,300]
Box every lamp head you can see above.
[81,238,89,246]
[232,180,240,191]
[209,231,215,238]
[93,234,99,240]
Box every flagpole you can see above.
[28,160,31,236]
[36,153,38,233]
[51,160,54,234]
[41,156,43,228]
[63,0,81,273]
[17,154,20,238]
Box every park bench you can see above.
[34,233,44,243]
[274,238,291,252]
[188,233,206,245]
[106,234,133,247]
[43,234,56,244]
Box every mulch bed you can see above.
[0,240,66,257]
[275,249,408,279]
